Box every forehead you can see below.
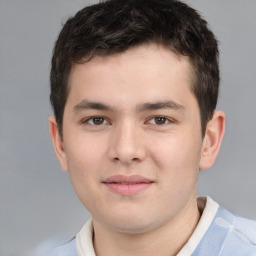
[67,44,195,108]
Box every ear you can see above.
[49,116,68,172]
[199,111,225,169]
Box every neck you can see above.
[92,196,200,256]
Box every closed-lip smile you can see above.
[102,175,154,196]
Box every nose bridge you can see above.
[110,119,146,164]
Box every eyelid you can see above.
[81,116,111,125]
[146,116,175,125]
[80,115,176,126]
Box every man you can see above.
[48,0,256,255]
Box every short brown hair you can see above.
[50,0,219,137]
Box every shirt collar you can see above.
[76,196,219,256]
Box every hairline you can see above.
[59,42,202,138]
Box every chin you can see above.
[103,212,159,234]
[112,222,154,234]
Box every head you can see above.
[49,0,225,236]
[50,0,219,138]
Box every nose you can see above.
[108,122,147,165]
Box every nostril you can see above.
[112,156,141,164]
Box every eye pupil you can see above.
[155,117,166,125]
[93,117,104,125]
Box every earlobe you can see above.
[199,111,225,170]
[49,116,68,172]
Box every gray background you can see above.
[0,1,255,255]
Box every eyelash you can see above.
[82,116,174,126]
[82,116,110,125]
[146,116,174,125]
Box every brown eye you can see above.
[154,117,167,125]
[92,117,105,125]
[147,116,171,125]
[83,117,108,125]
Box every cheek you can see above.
[149,132,202,176]
[64,135,107,201]
[65,133,106,170]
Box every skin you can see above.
[49,44,225,256]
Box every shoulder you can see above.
[216,206,256,243]
[47,237,77,256]
[233,214,256,241]
[190,198,256,256]
[206,205,256,255]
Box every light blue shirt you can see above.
[46,198,256,256]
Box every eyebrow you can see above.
[73,99,185,113]
[137,101,185,112]
[74,99,115,112]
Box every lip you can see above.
[102,175,154,196]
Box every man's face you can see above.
[55,44,205,233]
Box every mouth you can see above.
[102,175,154,196]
